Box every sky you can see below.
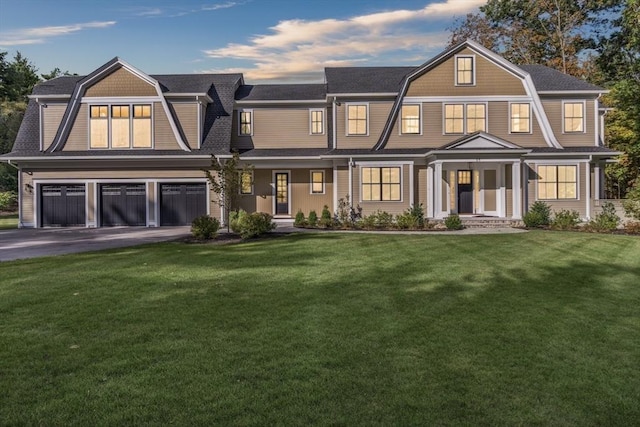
[0,0,486,83]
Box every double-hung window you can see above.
[564,102,584,133]
[444,103,485,134]
[362,167,401,201]
[239,110,253,136]
[240,171,253,195]
[510,103,531,133]
[401,105,420,134]
[456,56,474,85]
[310,170,324,194]
[466,104,486,133]
[310,109,324,135]
[347,104,368,135]
[90,104,152,149]
[538,165,577,200]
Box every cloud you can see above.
[202,0,485,82]
[0,21,116,46]
[135,8,163,17]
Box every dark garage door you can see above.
[41,184,86,227]
[100,184,146,226]
[160,183,207,226]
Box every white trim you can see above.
[442,102,488,135]
[81,96,163,103]
[309,108,326,136]
[3,155,211,161]
[238,108,254,137]
[499,165,506,217]
[345,102,369,136]
[399,104,422,136]
[508,102,533,135]
[39,103,44,151]
[18,167,23,227]
[197,102,202,149]
[88,102,155,150]
[522,75,561,148]
[272,170,291,216]
[594,163,601,200]
[310,169,325,194]
[512,161,522,219]
[358,163,404,204]
[454,54,476,86]
[409,162,414,206]
[426,165,434,218]
[29,94,71,100]
[332,164,338,212]
[594,97,600,146]
[236,99,327,105]
[562,100,587,134]
[537,90,607,95]
[326,92,397,98]
[586,163,591,219]
[404,95,531,103]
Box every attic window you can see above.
[456,56,475,85]
[239,110,253,136]
[89,104,152,149]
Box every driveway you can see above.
[0,227,191,262]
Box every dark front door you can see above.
[275,172,289,215]
[160,183,207,226]
[100,184,146,226]
[41,184,86,227]
[457,170,473,214]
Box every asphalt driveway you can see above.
[0,227,191,262]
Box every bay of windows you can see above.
[538,165,577,200]
[362,167,401,201]
[90,104,151,149]
[401,104,420,134]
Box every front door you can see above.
[275,172,289,215]
[457,170,473,214]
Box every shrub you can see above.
[408,203,425,228]
[293,209,306,227]
[319,205,333,228]
[308,210,318,227]
[624,221,640,234]
[623,177,640,221]
[0,191,16,211]
[523,201,551,227]
[551,209,580,230]
[336,196,351,225]
[190,215,220,240]
[229,209,248,233]
[587,202,620,232]
[395,204,425,230]
[234,212,276,239]
[444,214,463,230]
[360,210,394,230]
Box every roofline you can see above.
[240,155,325,160]
[524,150,622,157]
[428,149,531,156]
[164,93,214,102]
[326,92,398,97]
[537,90,608,95]
[321,153,427,159]
[235,99,327,105]
[0,155,212,161]
[28,94,72,100]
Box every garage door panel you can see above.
[41,184,86,227]
[100,184,146,226]
[160,183,206,226]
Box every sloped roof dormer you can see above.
[48,57,191,152]
[375,40,563,150]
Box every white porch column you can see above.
[426,165,434,218]
[512,161,522,219]
[434,162,442,218]
[586,163,591,220]
[594,163,601,200]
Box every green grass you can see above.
[1,231,639,425]
[0,213,18,230]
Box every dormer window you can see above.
[456,56,475,85]
[89,103,152,149]
[239,110,253,136]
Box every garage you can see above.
[40,184,86,227]
[100,184,146,226]
[160,183,207,226]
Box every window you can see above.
[466,104,486,133]
[239,110,252,136]
[444,104,464,134]
[538,165,577,199]
[310,109,324,135]
[347,104,368,135]
[444,103,486,134]
[90,104,152,149]
[564,102,584,133]
[510,103,531,133]
[240,171,253,195]
[310,170,324,194]
[361,167,401,201]
[456,56,474,85]
[401,105,420,134]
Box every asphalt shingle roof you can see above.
[325,67,414,94]
[520,65,604,92]
[236,84,326,101]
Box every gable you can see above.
[84,67,157,97]
[406,48,526,97]
[444,133,523,150]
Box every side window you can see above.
[456,56,474,85]
[564,102,584,133]
[310,109,324,135]
[347,104,368,136]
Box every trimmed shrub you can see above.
[319,205,333,228]
[229,209,248,233]
[408,203,425,228]
[308,210,318,227]
[587,202,620,232]
[234,212,276,239]
[624,221,640,234]
[0,191,16,211]
[396,204,425,229]
[294,209,306,227]
[623,177,640,221]
[190,215,220,240]
[551,209,580,230]
[523,201,551,227]
[444,214,463,230]
[360,210,394,230]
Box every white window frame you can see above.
[239,170,253,195]
[399,104,422,135]
[310,170,325,194]
[88,103,154,150]
[345,103,369,136]
[509,102,532,134]
[442,102,487,135]
[454,54,476,86]
[562,100,586,134]
[309,108,325,135]
[359,164,404,203]
[238,109,253,136]
[535,163,580,201]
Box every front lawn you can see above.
[0,212,18,230]
[1,231,639,425]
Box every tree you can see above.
[40,67,75,81]
[203,152,253,231]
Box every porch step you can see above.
[457,218,523,228]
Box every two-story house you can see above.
[1,40,618,228]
